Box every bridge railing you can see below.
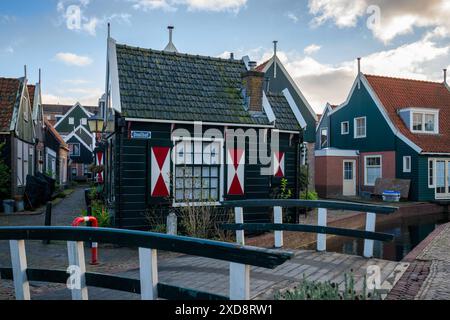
[0,226,292,301]
[221,200,398,258]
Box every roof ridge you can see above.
[364,73,444,86]
[116,43,244,64]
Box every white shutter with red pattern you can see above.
[273,151,285,178]
[150,147,171,198]
[227,148,245,196]
[96,151,104,183]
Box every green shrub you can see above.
[82,200,111,227]
[275,273,381,300]
[0,142,11,199]
[300,190,319,200]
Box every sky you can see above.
[1,0,450,114]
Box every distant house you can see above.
[256,43,317,189]
[0,77,36,198]
[101,29,306,229]
[50,102,96,181]
[44,119,69,186]
[43,104,97,126]
[315,66,450,201]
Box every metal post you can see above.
[9,240,30,300]
[364,212,376,258]
[139,248,158,300]
[317,208,327,252]
[43,202,52,244]
[235,207,244,245]
[274,206,283,248]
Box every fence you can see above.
[221,200,398,258]
[0,226,292,300]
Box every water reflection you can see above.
[324,213,449,261]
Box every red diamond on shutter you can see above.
[151,147,170,198]
[227,148,245,196]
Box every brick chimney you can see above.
[242,62,264,112]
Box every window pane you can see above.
[436,161,445,194]
[202,178,210,188]
[413,113,423,131]
[210,178,218,188]
[176,167,184,177]
[210,189,218,200]
[429,160,434,186]
[175,189,184,200]
[175,178,183,188]
[202,167,210,177]
[194,189,202,201]
[185,178,192,188]
[193,167,201,177]
[210,167,218,177]
[202,189,210,200]
[193,177,201,188]
[425,114,435,132]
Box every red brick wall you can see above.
[359,151,396,193]
[315,156,358,198]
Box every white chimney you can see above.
[164,25,178,53]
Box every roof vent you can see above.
[164,25,178,53]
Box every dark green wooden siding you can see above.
[54,105,90,134]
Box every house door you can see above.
[435,160,450,199]
[343,160,356,196]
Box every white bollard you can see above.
[9,240,30,300]
[364,212,376,258]
[235,207,245,245]
[274,206,283,248]
[166,212,177,235]
[67,241,88,300]
[317,208,327,252]
[139,248,158,300]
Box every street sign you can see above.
[131,131,152,140]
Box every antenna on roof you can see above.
[357,57,361,89]
[164,25,178,53]
[444,69,447,84]
[273,40,278,79]
[107,22,111,38]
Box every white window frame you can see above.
[171,137,224,207]
[17,140,23,186]
[22,97,29,123]
[341,121,349,135]
[428,159,436,188]
[320,127,328,149]
[364,155,382,186]
[403,156,411,173]
[409,109,439,134]
[69,143,81,156]
[81,118,87,125]
[354,117,366,139]
[68,117,75,125]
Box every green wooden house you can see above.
[315,65,450,202]
[101,29,307,229]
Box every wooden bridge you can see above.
[0,200,408,300]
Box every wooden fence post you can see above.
[139,248,158,300]
[235,207,244,245]
[364,212,376,258]
[9,240,30,300]
[274,206,283,248]
[229,263,250,300]
[67,241,88,300]
[317,208,327,252]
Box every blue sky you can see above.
[1,0,449,112]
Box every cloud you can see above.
[286,12,299,23]
[0,15,16,24]
[63,79,91,85]
[130,0,247,13]
[55,52,93,66]
[304,44,321,55]
[43,87,103,106]
[308,0,450,43]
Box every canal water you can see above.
[324,213,449,261]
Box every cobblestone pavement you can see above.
[387,222,450,300]
[0,188,403,300]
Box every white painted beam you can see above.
[274,206,283,248]
[364,212,376,258]
[229,263,250,300]
[317,208,327,252]
[235,207,245,245]
[67,241,88,300]
[9,240,30,300]
[139,248,158,300]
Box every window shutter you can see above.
[150,146,171,198]
[227,148,245,196]
[273,151,285,177]
[96,151,104,183]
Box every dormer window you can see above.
[411,111,438,134]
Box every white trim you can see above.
[432,158,450,199]
[354,116,367,139]
[364,155,382,187]
[329,74,423,154]
[403,156,411,173]
[428,159,436,188]
[282,88,307,129]
[170,136,225,207]
[64,131,92,152]
[54,102,93,130]
[125,117,274,128]
[341,121,350,135]
[262,91,276,123]
[320,127,328,149]
[109,37,122,113]
[45,147,57,158]
[242,55,251,70]
[261,56,318,121]
[315,148,359,157]
[277,130,300,134]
